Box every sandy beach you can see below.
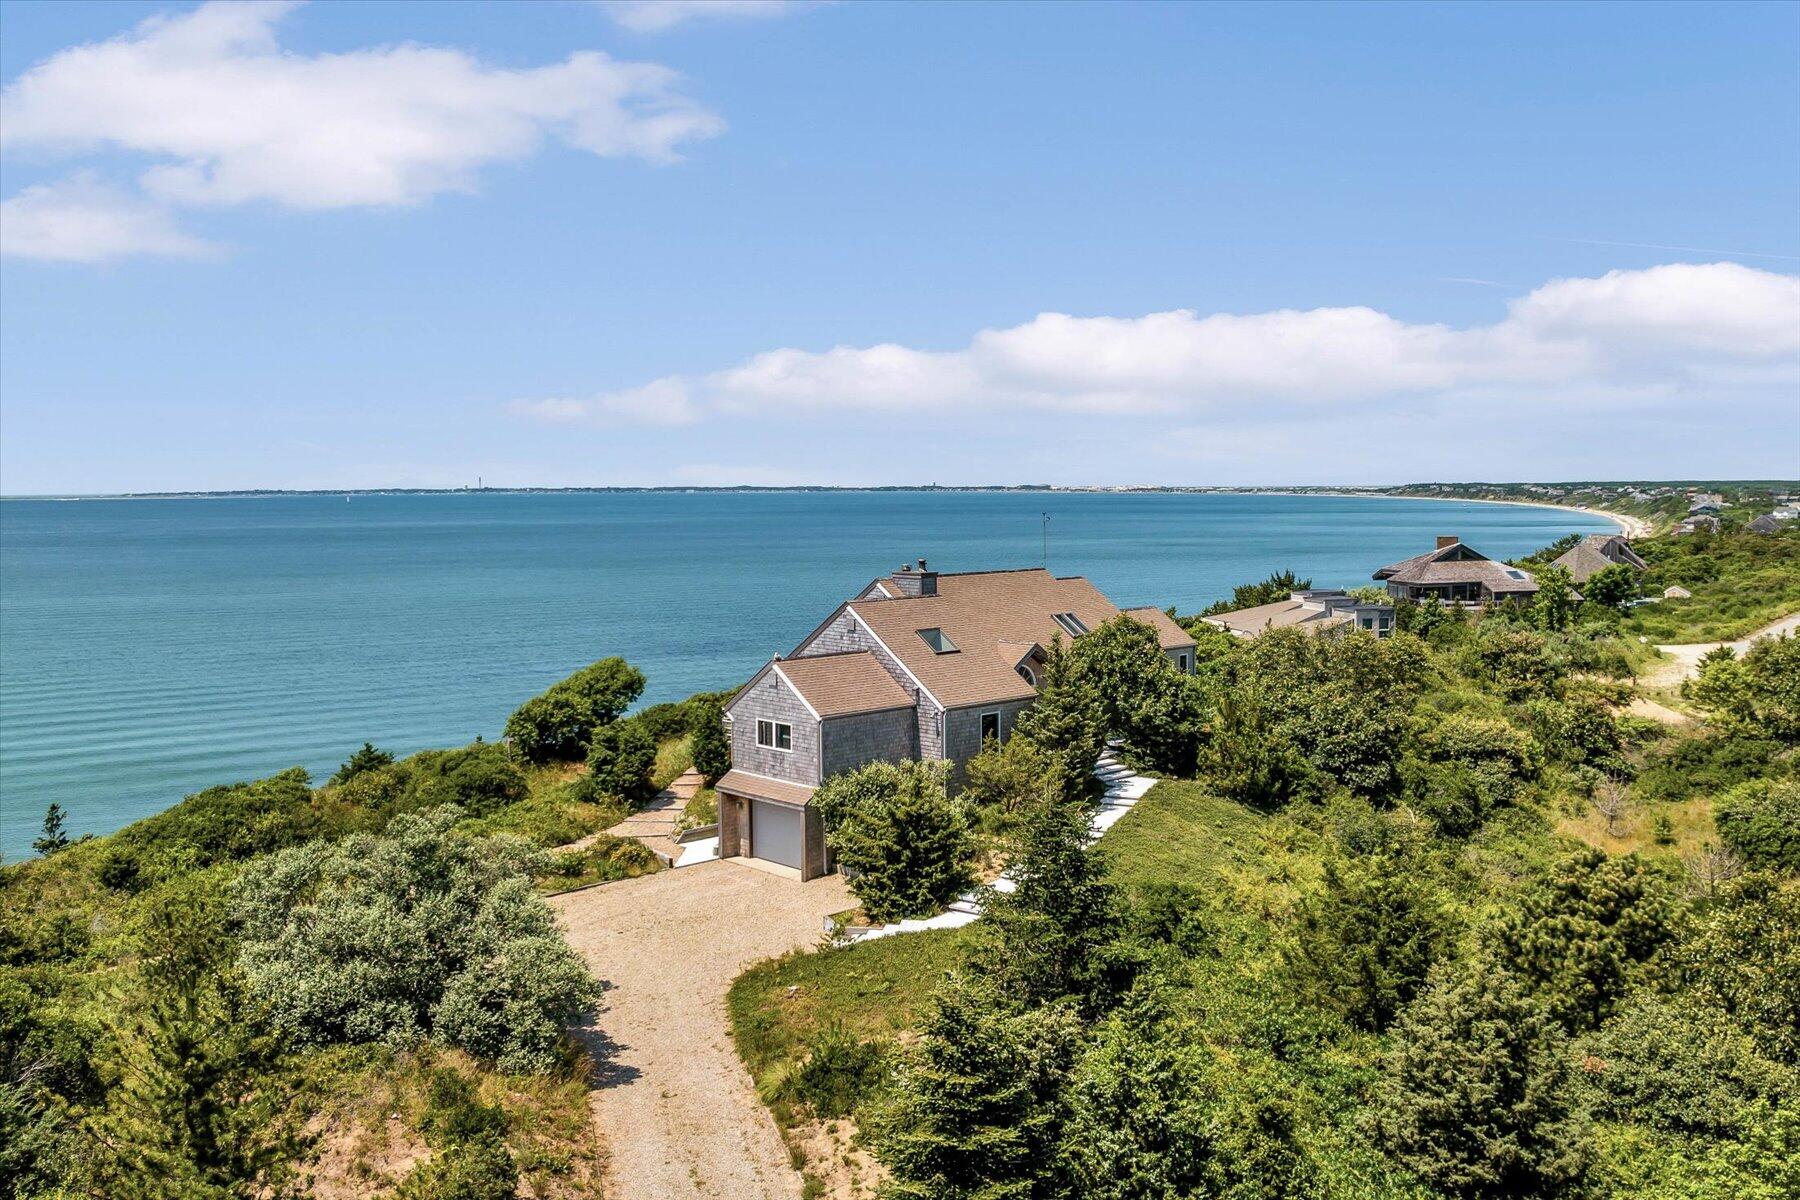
[1318,491,1656,540]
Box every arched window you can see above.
[1016,663,1037,687]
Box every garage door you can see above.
[750,799,804,870]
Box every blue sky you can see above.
[1,0,1796,493]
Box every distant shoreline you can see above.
[0,484,1651,537]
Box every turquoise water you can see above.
[0,491,1611,857]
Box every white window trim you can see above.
[979,709,1003,745]
[756,719,794,753]
[1016,663,1037,687]
[1178,652,1191,673]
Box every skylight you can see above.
[917,627,958,653]
[1052,612,1089,637]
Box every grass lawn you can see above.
[1095,777,1271,896]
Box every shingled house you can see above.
[1550,533,1648,583]
[715,562,1196,879]
[1373,536,1539,604]
[1201,590,1394,639]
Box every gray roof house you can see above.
[1550,533,1648,583]
[1373,536,1538,604]
[1749,514,1782,535]
[715,562,1196,879]
[1202,590,1394,639]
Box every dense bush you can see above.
[1687,634,1800,743]
[406,742,529,816]
[503,657,646,763]
[101,767,319,889]
[1632,733,1788,802]
[1373,958,1591,1200]
[331,742,395,785]
[1524,694,1627,774]
[958,734,1056,830]
[818,760,972,925]
[787,1023,886,1119]
[1011,637,1107,802]
[689,697,731,784]
[398,1068,518,1200]
[585,720,657,804]
[1713,778,1800,872]
[1466,625,1566,701]
[231,807,600,1073]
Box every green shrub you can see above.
[585,721,657,805]
[1714,778,1800,873]
[231,807,600,1073]
[503,657,646,763]
[789,1023,885,1119]
[1687,634,1800,743]
[104,767,319,887]
[1633,734,1788,803]
[819,761,972,926]
[538,836,662,890]
[689,698,731,784]
[397,1139,517,1200]
[1466,625,1566,701]
[406,743,528,816]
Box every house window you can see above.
[1178,652,1191,673]
[917,627,958,654]
[757,720,792,751]
[1052,612,1089,637]
[1016,663,1037,686]
[980,711,1001,745]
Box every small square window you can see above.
[917,627,958,653]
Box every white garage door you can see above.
[750,799,804,870]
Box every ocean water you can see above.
[0,491,1612,858]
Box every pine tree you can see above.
[1012,637,1105,804]
[87,897,296,1200]
[978,793,1126,1012]
[825,761,971,925]
[1373,957,1591,1200]
[875,972,1078,1200]
[33,804,69,856]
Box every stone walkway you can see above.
[602,768,705,864]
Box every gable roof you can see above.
[1551,534,1648,582]
[824,568,1159,709]
[771,651,915,718]
[1374,541,1538,594]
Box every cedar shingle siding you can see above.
[729,671,819,785]
[821,707,919,777]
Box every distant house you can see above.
[1675,515,1721,536]
[1203,590,1394,639]
[1663,585,1692,599]
[1372,536,1538,604]
[1687,492,1724,514]
[716,563,1196,879]
[1550,533,1647,583]
[1749,514,1782,535]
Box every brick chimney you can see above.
[1436,535,1460,550]
[889,557,938,597]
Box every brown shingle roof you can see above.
[771,651,915,718]
[1374,542,1538,594]
[839,569,1128,709]
[1121,606,1199,650]
[1551,534,1647,582]
[716,769,816,807]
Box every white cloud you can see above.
[0,171,219,263]
[0,0,723,258]
[599,1,809,34]
[516,263,1800,426]
[509,378,699,427]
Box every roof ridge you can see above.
[781,648,877,663]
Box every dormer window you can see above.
[1016,663,1037,686]
[917,627,958,654]
[1052,612,1089,637]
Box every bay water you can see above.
[0,490,1612,857]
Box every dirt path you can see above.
[1645,610,1800,689]
[552,862,852,1200]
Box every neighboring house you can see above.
[716,562,1197,879]
[1550,533,1648,583]
[1688,493,1724,514]
[1372,536,1539,604]
[1675,515,1721,536]
[1202,589,1394,639]
[1749,514,1782,535]
[1663,585,1692,599]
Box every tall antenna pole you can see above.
[1042,512,1050,567]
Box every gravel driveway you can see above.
[552,861,853,1199]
